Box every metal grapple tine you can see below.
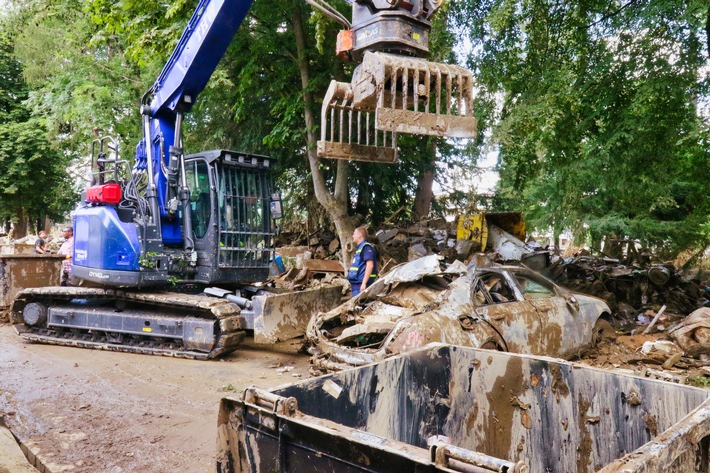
[317,80,398,163]
[317,52,476,162]
[351,52,477,139]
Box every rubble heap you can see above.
[278,219,709,327]
[544,256,708,326]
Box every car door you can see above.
[510,270,583,357]
[471,270,544,354]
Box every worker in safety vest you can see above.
[348,227,378,297]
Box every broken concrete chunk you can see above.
[640,340,683,357]
[294,251,313,270]
[328,238,340,253]
[669,307,710,357]
[455,239,475,259]
[429,228,447,243]
[0,426,39,473]
[408,243,428,261]
[376,228,399,243]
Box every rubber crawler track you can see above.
[11,287,246,360]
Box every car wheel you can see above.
[591,318,616,347]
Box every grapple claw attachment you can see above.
[317,80,398,163]
[318,52,476,163]
[356,52,477,138]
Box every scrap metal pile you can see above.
[543,255,708,325]
[277,217,710,366]
[280,219,708,324]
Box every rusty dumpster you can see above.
[217,343,710,473]
[0,255,64,312]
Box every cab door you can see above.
[471,270,544,354]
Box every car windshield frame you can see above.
[470,269,522,307]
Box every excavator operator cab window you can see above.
[216,163,272,268]
[185,160,211,239]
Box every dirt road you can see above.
[0,324,312,473]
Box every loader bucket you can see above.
[318,52,477,163]
[252,285,343,344]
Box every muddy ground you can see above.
[1,320,708,473]
[0,324,311,473]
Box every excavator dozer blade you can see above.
[318,52,477,163]
[252,285,343,344]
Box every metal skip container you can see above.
[0,255,64,311]
[217,343,710,473]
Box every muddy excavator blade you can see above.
[252,285,343,344]
[318,52,477,163]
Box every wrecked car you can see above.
[307,255,614,368]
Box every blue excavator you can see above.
[12,0,476,359]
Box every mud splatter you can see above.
[644,413,658,437]
[465,400,479,435]
[550,364,570,402]
[625,390,642,406]
[530,373,539,388]
[576,394,593,472]
[483,356,524,458]
[510,396,532,429]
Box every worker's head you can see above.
[38,230,47,239]
[62,226,73,237]
[352,227,368,245]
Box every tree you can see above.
[0,32,74,237]
[452,0,710,256]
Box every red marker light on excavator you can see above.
[86,183,122,205]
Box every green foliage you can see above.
[2,0,489,236]
[0,32,74,227]
[688,376,710,389]
[452,0,710,255]
[21,0,708,246]
[5,0,149,154]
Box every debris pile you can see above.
[278,218,477,271]
[544,256,708,325]
[278,219,708,325]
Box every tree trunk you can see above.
[412,140,436,221]
[14,207,28,239]
[291,2,357,267]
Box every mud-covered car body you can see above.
[307,255,611,368]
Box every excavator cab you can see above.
[184,150,279,285]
